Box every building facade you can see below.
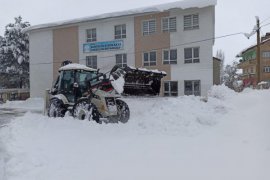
[25,0,216,97]
[213,57,221,85]
[238,33,270,87]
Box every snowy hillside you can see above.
[0,86,269,180]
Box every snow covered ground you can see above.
[0,86,269,180]
[0,98,43,112]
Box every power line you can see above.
[261,22,270,28]
[30,32,243,66]
[261,16,270,24]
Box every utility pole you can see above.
[256,17,261,84]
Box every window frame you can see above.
[264,66,270,73]
[262,51,270,58]
[164,81,178,96]
[184,47,200,64]
[162,17,177,32]
[115,53,127,68]
[114,24,127,39]
[184,14,199,31]
[86,55,97,69]
[142,19,156,36]
[86,28,97,42]
[184,80,201,96]
[142,51,157,66]
[163,49,177,64]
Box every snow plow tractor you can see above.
[47,62,166,123]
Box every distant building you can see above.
[24,0,216,97]
[213,57,221,85]
[238,33,270,87]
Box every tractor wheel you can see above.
[48,99,66,118]
[109,99,130,123]
[73,99,101,123]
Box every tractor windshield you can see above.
[75,70,97,96]
[58,70,97,103]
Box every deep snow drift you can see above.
[0,86,269,180]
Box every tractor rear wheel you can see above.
[48,99,66,118]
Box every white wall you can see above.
[78,16,135,73]
[29,30,53,98]
[170,6,215,97]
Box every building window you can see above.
[163,49,177,64]
[86,56,97,69]
[162,17,177,32]
[184,14,199,30]
[184,80,201,96]
[184,47,200,63]
[116,54,127,67]
[143,51,156,66]
[250,67,254,74]
[164,81,178,96]
[115,24,126,39]
[264,66,270,73]
[142,20,156,36]
[86,28,97,42]
[262,51,270,58]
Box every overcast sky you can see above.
[1,0,270,64]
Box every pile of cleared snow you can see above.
[208,85,237,100]
[1,86,269,180]
[0,98,44,111]
[125,96,223,136]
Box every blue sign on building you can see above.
[83,40,124,53]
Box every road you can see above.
[0,108,26,127]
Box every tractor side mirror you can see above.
[50,88,57,95]
[73,82,79,88]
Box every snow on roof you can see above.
[23,0,216,33]
[237,37,270,57]
[59,63,97,72]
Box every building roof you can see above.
[237,37,270,57]
[213,57,221,61]
[23,0,217,33]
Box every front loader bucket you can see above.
[122,66,166,96]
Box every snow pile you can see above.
[111,75,125,94]
[0,98,44,112]
[125,96,221,136]
[208,84,237,100]
[1,86,270,180]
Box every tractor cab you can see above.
[51,64,98,103]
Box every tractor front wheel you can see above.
[109,99,130,123]
[48,99,66,118]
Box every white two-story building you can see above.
[25,0,216,98]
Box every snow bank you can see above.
[1,86,270,180]
[208,85,237,100]
[0,98,44,112]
